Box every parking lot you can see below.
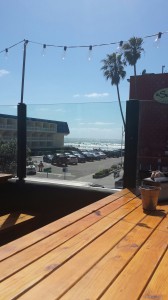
[32,155,123,183]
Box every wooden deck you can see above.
[0,188,167,299]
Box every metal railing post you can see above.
[17,40,28,180]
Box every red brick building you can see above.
[129,73,168,171]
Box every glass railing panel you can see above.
[27,102,126,189]
[0,105,17,175]
[0,102,126,189]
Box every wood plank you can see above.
[108,198,145,224]
[60,207,168,299]
[0,189,166,300]
[0,208,114,281]
[0,189,133,261]
[58,224,153,300]
[83,190,136,214]
[91,194,140,217]
[140,249,168,300]
[15,208,166,300]
[0,193,144,281]
[0,206,94,262]
[8,220,134,300]
[0,213,34,231]
[155,213,168,232]
[124,202,168,227]
[100,229,168,300]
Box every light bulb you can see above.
[88,45,92,61]
[154,32,162,48]
[42,44,46,56]
[5,48,8,59]
[62,46,67,60]
[117,41,123,53]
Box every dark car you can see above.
[81,151,94,162]
[64,153,78,165]
[51,153,68,166]
[43,154,53,163]
[71,151,86,163]
[75,153,86,163]
[89,151,101,160]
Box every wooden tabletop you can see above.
[0,188,167,299]
[0,173,13,183]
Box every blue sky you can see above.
[0,0,168,139]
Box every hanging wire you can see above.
[0,31,168,54]
[0,39,25,54]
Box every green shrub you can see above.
[93,168,110,178]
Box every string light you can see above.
[154,32,162,48]
[42,44,46,56]
[0,31,168,59]
[88,45,92,61]
[156,32,162,40]
[5,48,8,58]
[117,41,123,53]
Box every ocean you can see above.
[64,137,124,151]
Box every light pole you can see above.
[162,65,165,73]
[120,126,124,167]
[17,40,28,180]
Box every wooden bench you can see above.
[0,173,13,183]
[0,188,167,299]
[0,212,35,231]
[0,212,37,246]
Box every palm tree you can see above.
[122,37,144,98]
[101,52,126,130]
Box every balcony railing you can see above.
[0,124,17,130]
[27,126,57,132]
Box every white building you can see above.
[0,114,70,154]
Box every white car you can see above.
[26,163,36,175]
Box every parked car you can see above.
[71,151,86,163]
[76,153,86,163]
[94,151,107,159]
[111,149,122,158]
[64,153,78,165]
[43,154,53,163]
[51,154,68,166]
[81,151,94,162]
[26,162,36,175]
[89,151,101,160]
